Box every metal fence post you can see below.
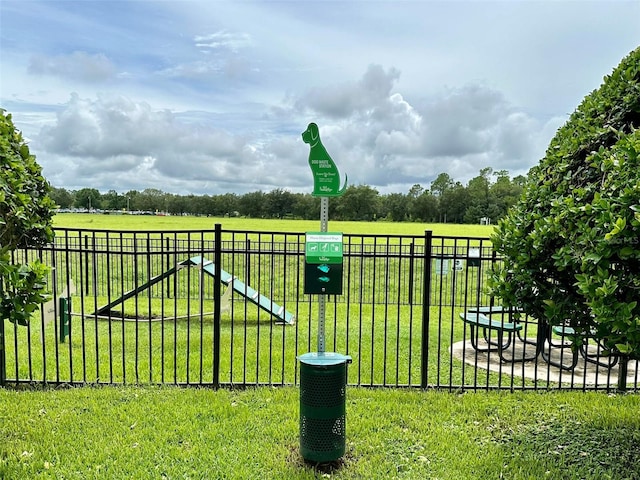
[421,230,433,388]
[246,238,251,285]
[0,313,5,386]
[83,234,90,295]
[213,223,222,388]
[408,242,415,305]
[166,236,171,298]
[618,359,628,392]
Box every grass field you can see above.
[5,214,512,389]
[3,214,579,390]
[6,299,507,388]
[52,213,496,238]
[4,215,640,479]
[2,386,640,479]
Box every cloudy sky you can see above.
[1,1,639,196]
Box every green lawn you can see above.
[4,214,504,388]
[53,213,496,238]
[1,385,640,479]
[3,216,640,478]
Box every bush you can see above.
[0,110,55,325]
[491,47,640,358]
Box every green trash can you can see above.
[298,352,352,463]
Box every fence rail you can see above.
[1,226,636,391]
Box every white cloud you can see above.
[28,51,117,83]
[194,31,252,52]
[2,0,638,196]
[34,93,311,194]
[288,68,552,189]
[295,65,401,119]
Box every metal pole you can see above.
[213,223,222,387]
[0,312,5,386]
[618,358,628,392]
[421,230,433,388]
[318,197,329,353]
[320,196,329,233]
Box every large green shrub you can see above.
[491,47,640,358]
[0,110,55,326]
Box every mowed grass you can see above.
[0,213,502,388]
[53,213,496,238]
[5,213,572,390]
[6,302,484,388]
[2,386,640,479]
[4,215,640,478]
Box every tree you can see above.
[464,167,493,223]
[50,168,535,224]
[50,187,74,209]
[430,172,454,197]
[335,185,379,221]
[381,193,408,222]
[410,191,438,222]
[137,188,166,213]
[266,188,295,218]
[216,193,239,217]
[0,110,55,329]
[292,193,319,220]
[124,190,140,211]
[490,47,640,359]
[490,170,523,220]
[167,194,188,215]
[439,181,469,223]
[239,191,266,218]
[408,183,424,199]
[74,187,101,210]
[102,189,123,210]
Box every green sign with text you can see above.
[302,123,348,197]
[304,232,344,295]
[305,232,343,264]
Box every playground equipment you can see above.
[92,255,295,325]
[187,256,295,325]
[41,280,76,343]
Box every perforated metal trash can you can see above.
[298,352,352,463]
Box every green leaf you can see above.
[616,343,631,354]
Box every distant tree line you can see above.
[51,167,526,224]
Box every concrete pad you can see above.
[451,337,639,387]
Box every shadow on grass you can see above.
[493,418,640,478]
[286,443,359,475]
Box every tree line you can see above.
[51,167,526,224]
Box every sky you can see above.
[1,1,639,197]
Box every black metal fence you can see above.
[1,225,637,391]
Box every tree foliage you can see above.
[54,168,524,224]
[491,47,640,358]
[336,185,380,221]
[0,110,55,325]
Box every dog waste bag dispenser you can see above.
[299,352,352,463]
[304,232,343,295]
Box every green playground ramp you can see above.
[185,256,295,325]
[93,256,295,325]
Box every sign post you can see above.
[318,202,328,352]
[304,230,344,351]
[301,121,348,352]
[318,197,329,352]
[298,122,351,463]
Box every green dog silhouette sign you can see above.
[302,122,348,197]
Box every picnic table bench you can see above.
[463,307,619,370]
[459,312,523,362]
[543,325,619,371]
